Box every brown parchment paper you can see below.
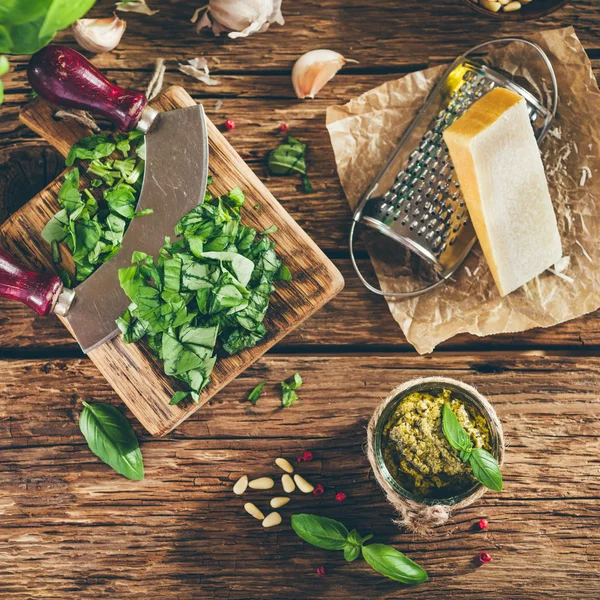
[326,27,600,354]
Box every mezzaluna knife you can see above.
[0,45,209,353]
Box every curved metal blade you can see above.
[64,104,209,353]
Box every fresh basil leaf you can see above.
[79,401,144,481]
[267,136,313,193]
[290,514,349,551]
[261,225,277,235]
[281,373,302,408]
[248,382,265,405]
[469,448,503,492]
[362,544,428,585]
[169,391,190,405]
[343,543,361,562]
[442,403,473,453]
[276,264,292,281]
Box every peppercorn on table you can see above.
[1,1,600,599]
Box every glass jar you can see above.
[371,377,504,507]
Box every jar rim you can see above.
[372,378,503,506]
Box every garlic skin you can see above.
[292,49,356,99]
[193,0,284,39]
[72,15,126,54]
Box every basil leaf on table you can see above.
[281,372,303,408]
[362,544,429,585]
[442,403,473,453]
[267,136,313,193]
[79,401,144,480]
[469,447,503,492]
[290,514,349,550]
[248,382,266,405]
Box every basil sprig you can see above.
[79,402,144,480]
[291,514,428,585]
[441,403,503,492]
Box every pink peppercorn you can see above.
[298,450,313,462]
[316,566,326,577]
[225,119,235,130]
[280,122,289,133]
[478,518,489,530]
[313,484,324,496]
[479,551,492,564]
[335,492,347,502]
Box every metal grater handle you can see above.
[350,37,559,299]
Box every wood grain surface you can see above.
[4,86,343,437]
[1,0,599,598]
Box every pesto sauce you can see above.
[382,389,491,500]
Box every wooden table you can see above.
[1,1,599,598]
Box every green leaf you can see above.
[261,225,277,235]
[248,381,265,405]
[277,265,292,281]
[281,372,302,408]
[442,403,473,453]
[362,544,428,585]
[39,0,96,42]
[79,401,144,480]
[169,391,189,405]
[343,543,361,562]
[468,448,503,492]
[290,514,349,551]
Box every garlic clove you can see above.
[292,49,356,100]
[115,0,159,15]
[72,14,126,54]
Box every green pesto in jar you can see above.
[382,389,492,500]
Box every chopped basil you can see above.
[281,372,302,408]
[248,381,266,405]
[267,136,313,193]
[117,184,290,402]
[42,131,149,283]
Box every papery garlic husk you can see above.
[178,57,221,86]
[72,15,126,53]
[292,49,356,99]
[193,0,284,39]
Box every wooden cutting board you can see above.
[3,86,344,436]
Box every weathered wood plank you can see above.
[1,257,598,352]
[0,353,599,598]
[5,0,598,73]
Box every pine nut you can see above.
[480,0,501,11]
[244,502,265,520]
[282,474,295,493]
[503,1,522,10]
[262,512,282,528]
[248,477,274,490]
[270,496,291,508]
[275,457,294,474]
[294,473,315,493]
[233,475,248,495]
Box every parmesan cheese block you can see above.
[443,87,562,297]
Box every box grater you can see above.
[350,38,559,298]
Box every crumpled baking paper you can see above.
[327,27,600,354]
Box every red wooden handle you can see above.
[27,45,147,132]
[0,248,63,316]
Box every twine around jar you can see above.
[366,377,505,535]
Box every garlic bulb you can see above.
[72,15,126,54]
[292,49,356,99]
[193,0,284,39]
